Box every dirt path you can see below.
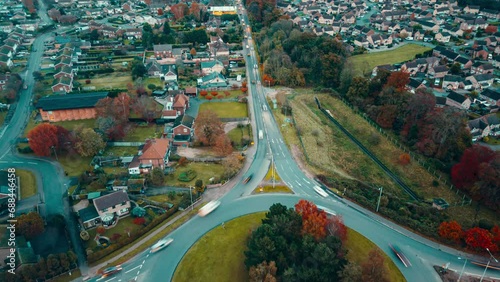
[224,121,249,133]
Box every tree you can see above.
[450,63,461,75]
[190,48,197,56]
[451,145,496,189]
[74,127,105,157]
[464,227,497,251]
[295,199,328,240]
[438,221,464,243]
[96,226,106,235]
[222,153,243,179]
[33,71,44,81]
[214,134,233,156]
[28,124,59,157]
[399,153,411,165]
[385,71,410,92]
[194,110,225,146]
[195,179,204,194]
[150,167,165,186]
[131,95,161,123]
[16,212,45,239]
[249,261,278,282]
[327,215,347,242]
[338,262,362,282]
[211,91,218,98]
[157,8,163,16]
[361,249,389,282]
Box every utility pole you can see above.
[51,146,58,161]
[189,186,193,211]
[376,187,383,212]
[272,154,275,189]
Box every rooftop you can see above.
[35,92,108,111]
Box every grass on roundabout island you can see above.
[173,213,405,282]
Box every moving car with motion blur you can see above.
[198,200,221,217]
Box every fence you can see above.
[107,142,145,146]
[219,117,249,122]
[336,96,472,206]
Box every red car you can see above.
[101,265,122,278]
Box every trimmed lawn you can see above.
[50,269,82,282]
[17,169,37,199]
[345,228,405,282]
[253,185,292,194]
[146,193,185,206]
[200,90,243,100]
[54,119,96,131]
[173,212,266,282]
[76,73,132,90]
[349,44,431,76]
[264,164,281,182]
[124,124,161,142]
[58,154,93,177]
[142,77,163,88]
[199,102,248,118]
[227,124,251,147]
[102,167,128,175]
[103,146,138,157]
[166,162,225,187]
[0,111,6,125]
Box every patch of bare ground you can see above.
[176,147,219,158]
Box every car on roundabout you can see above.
[150,238,174,253]
[101,265,122,278]
[313,185,328,197]
[198,200,221,217]
[243,174,253,184]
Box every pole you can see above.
[376,187,383,212]
[458,257,467,282]
[52,146,58,161]
[272,154,275,189]
[479,259,491,282]
[189,186,193,211]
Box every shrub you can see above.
[146,208,157,219]
[178,157,188,166]
[111,233,122,242]
[133,217,146,225]
[478,219,494,231]
[399,153,411,165]
[85,79,91,84]
[178,169,197,182]
[96,226,106,235]
[432,180,439,187]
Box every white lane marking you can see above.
[146,254,149,258]
[13,161,23,164]
[0,161,7,163]
[295,181,302,187]
[137,271,140,275]
[105,278,117,282]
[142,260,145,264]
[125,265,141,274]
[140,265,143,269]
[28,162,37,165]
[134,277,138,281]
[303,179,310,184]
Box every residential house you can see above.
[154,44,173,58]
[101,26,118,38]
[469,73,495,89]
[402,61,419,76]
[471,62,494,75]
[0,54,13,68]
[172,93,189,116]
[455,56,473,70]
[0,73,10,90]
[372,64,395,77]
[197,72,227,88]
[407,78,427,93]
[78,205,100,229]
[161,64,177,82]
[446,91,471,110]
[137,138,171,171]
[184,87,198,97]
[124,28,142,39]
[171,114,195,146]
[442,75,462,90]
[479,88,500,107]
[468,114,500,141]
[200,60,224,75]
[464,5,480,14]
[427,65,449,79]
[146,60,162,77]
[51,76,73,93]
[35,92,108,122]
[54,56,72,69]
[93,191,131,226]
[435,32,451,43]
[53,65,74,79]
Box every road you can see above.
[86,5,500,282]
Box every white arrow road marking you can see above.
[295,181,302,187]
[125,266,141,274]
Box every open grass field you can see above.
[345,228,405,282]
[103,146,138,157]
[165,162,225,187]
[17,169,37,199]
[124,124,161,142]
[174,213,404,282]
[58,154,93,177]
[0,111,6,126]
[199,102,248,118]
[54,119,96,131]
[349,44,431,76]
[76,73,132,90]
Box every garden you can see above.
[199,102,248,119]
[165,162,225,187]
[199,90,243,100]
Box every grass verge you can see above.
[345,228,405,282]
[16,169,37,199]
[58,154,93,177]
[264,164,281,182]
[50,269,82,282]
[0,111,6,126]
[253,185,292,194]
[199,102,248,118]
[349,44,431,76]
[165,162,225,187]
[96,208,200,268]
[173,212,266,282]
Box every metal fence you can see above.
[107,142,145,146]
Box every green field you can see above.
[173,213,405,282]
[17,169,37,199]
[165,162,225,187]
[54,119,96,131]
[349,44,431,76]
[199,102,248,118]
[124,124,161,142]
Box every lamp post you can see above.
[51,145,58,161]
[189,186,193,211]
[480,248,499,282]
[458,256,468,282]
[376,187,383,212]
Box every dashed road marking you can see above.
[303,179,310,184]
[125,266,141,274]
[28,162,37,165]
[13,161,23,164]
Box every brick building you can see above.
[35,92,108,122]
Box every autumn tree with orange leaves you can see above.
[438,221,464,243]
[28,124,69,157]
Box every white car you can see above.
[198,200,221,217]
[313,185,328,197]
[150,238,174,253]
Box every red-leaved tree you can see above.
[451,145,496,189]
[438,221,464,243]
[28,124,59,156]
[295,199,328,240]
[464,227,497,252]
[327,215,347,242]
[385,71,410,92]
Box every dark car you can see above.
[243,174,253,184]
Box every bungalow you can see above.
[35,92,108,122]
[442,75,462,90]
[201,60,224,75]
[471,63,494,75]
[93,191,131,226]
[197,72,227,88]
[479,88,500,107]
[468,114,500,141]
[470,73,495,89]
[446,91,471,110]
[172,114,195,146]
[53,65,74,79]
[54,56,72,69]
[51,76,73,93]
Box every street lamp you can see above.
[480,248,499,282]
[376,187,383,212]
[189,186,193,211]
[458,256,468,282]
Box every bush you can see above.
[178,169,197,182]
[146,208,157,219]
[133,217,146,225]
[85,79,91,84]
[18,146,33,154]
[178,157,188,166]
[432,180,439,187]
[478,219,494,230]
[96,226,106,235]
